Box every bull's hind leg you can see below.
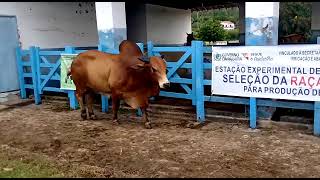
[141,107,152,129]
[76,90,87,120]
[86,92,97,120]
[111,94,120,125]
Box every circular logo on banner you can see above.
[214,54,221,61]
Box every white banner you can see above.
[211,45,320,102]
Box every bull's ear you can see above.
[129,63,145,70]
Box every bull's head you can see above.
[144,55,170,89]
[152,55,170,89]
[133,55,170,89]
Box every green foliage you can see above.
[192,7,240,42]
[279,2,312,39]
[191,3,312,42]
[195,19,226,42]
[192,7,239,30]
[225,29,240,41]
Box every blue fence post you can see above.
[15,47,27,99]
[98,44,109,112]
[191,41,197,106]
[250,97,257,128]
[314,37,320,136]
[35,47,42,94]
[147,41,153,56]
[65,46,78,110]
[194,41,205,122]
[29,46,41,104]
[314,102,320,136]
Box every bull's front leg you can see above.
[111,94,120,125]
[141,107,152,129]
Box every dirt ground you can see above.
[0,99,320,178]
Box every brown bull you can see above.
[69,46,169,129]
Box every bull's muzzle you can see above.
[163,82,170,88]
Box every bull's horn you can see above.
[138,56,150,63]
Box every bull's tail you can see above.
[66,68,72,80]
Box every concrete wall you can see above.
[145,4,191,45]
[126,3,147,43]
[0,2,99,49]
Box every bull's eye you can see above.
[152,67,158,72]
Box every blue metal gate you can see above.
[15,40,320,136]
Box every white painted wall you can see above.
[0,2,99,49]
[95,2,114,31]
[145,4,191,44]
[111,2,127,29]
[95,2,127,49]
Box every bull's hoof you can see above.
[186,122,203,129]
[81,114,87,120]
[112,120,120,125]
[89,114,97,120]
[81,110,87,120]
[144,122,152,129]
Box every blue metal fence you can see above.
[15,40,320,136]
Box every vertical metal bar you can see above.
[35,47,42,94]
[250,97,257,128]
[101,95,108,113]
[29,46,41,104]
[314,38,320,136]
[191,41,197,106]
[147,41,153,56]
[65,46,78,110]
[314,102,320,136]
[195,41,205,122]
[15,47,26,99]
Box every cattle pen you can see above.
[0,39,317,178]
[15,40,320,136]
[2,1,320,178]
